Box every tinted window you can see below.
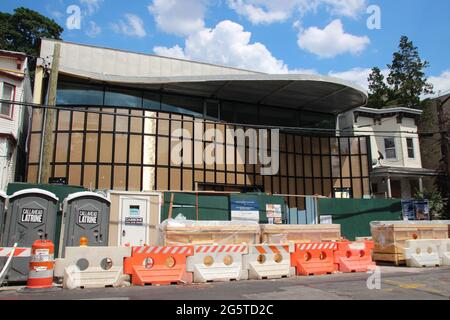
[300,111,335,129]
[260,105,298,127]
[161,94,204,117]
[105,88,142,107]
[143,92,161,111]
[57,82,104,105]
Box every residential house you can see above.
[339,106,437,199]
[0,49,32,191]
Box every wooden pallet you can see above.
[373,253,406,266]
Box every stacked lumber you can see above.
[371,221,449,266]
[260,224,341,244]
[160,221,261,245]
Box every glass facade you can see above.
[54,80,336,129]
[27,79,371,209]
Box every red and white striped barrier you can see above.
[187,245,248,283]
[296,242,337,251]
[132,246,193,255]
[0,247,31,257]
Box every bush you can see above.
[414,188,445,219]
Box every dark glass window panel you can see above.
[105,88,142,107]
[220,102,235,122]
[259,105,297,127]
[206,100,219,119]
[143,92,161,111]
[161,94,203,117]
[235,104,259,125]
[57,82,103,105]
[300,111,335,129]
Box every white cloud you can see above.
[154,45,186,59]
[322,0,367,18]
[79,0,103,15]
[112,14,147,38]
[153,20,289,74]
[428,70,450,97]
[289,68,319,75]
[148,0,206,36]
[328,67,372,90]
[227,0,366,25]
[297,19,370,58]
[85,21,102,38]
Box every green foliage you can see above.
[414,187,446,219]
[0,7,63,67]
[367,36,434,109]
[367,67,391,109]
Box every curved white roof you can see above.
[10,188,59,201]
[41,39,368,115]
[0,191,7,199]
[65,191,111,204]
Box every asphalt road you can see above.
[1,266,449,300]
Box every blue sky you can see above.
[2,0,450,95]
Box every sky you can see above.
[1,0,450,96]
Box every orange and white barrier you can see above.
[24,240,55,290]
[333,241,376,273]
[291,242,337,276]
[186,245,248,283]
[243,244,294,280]
[124,246,194,286]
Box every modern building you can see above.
[339,106,437,199]
[0,49,32,191]
[27,39,372,209]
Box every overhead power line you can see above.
[1,98,445,137]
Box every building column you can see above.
[386,176,392,199]
[419,177,424,193]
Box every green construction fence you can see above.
[160,192,287,223]
[317,198,403,241]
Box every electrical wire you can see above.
[0,98,446,137]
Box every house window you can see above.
[384,138,397,159]
[406,138,415,158]
[1,83,14,117]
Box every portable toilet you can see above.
[0,191,7,244]
[1,188,58,283]
[59,191,111,258]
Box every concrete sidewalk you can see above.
[1,266,449,300]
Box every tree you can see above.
[367,36,434,109]
[387,36,433,108]
[414,187,446,220]
[367,67,391,109]
[0,7,63,70]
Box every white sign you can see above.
[320,215,333,224]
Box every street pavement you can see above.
[0,266,449,300]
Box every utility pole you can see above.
[39,43,61,184]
